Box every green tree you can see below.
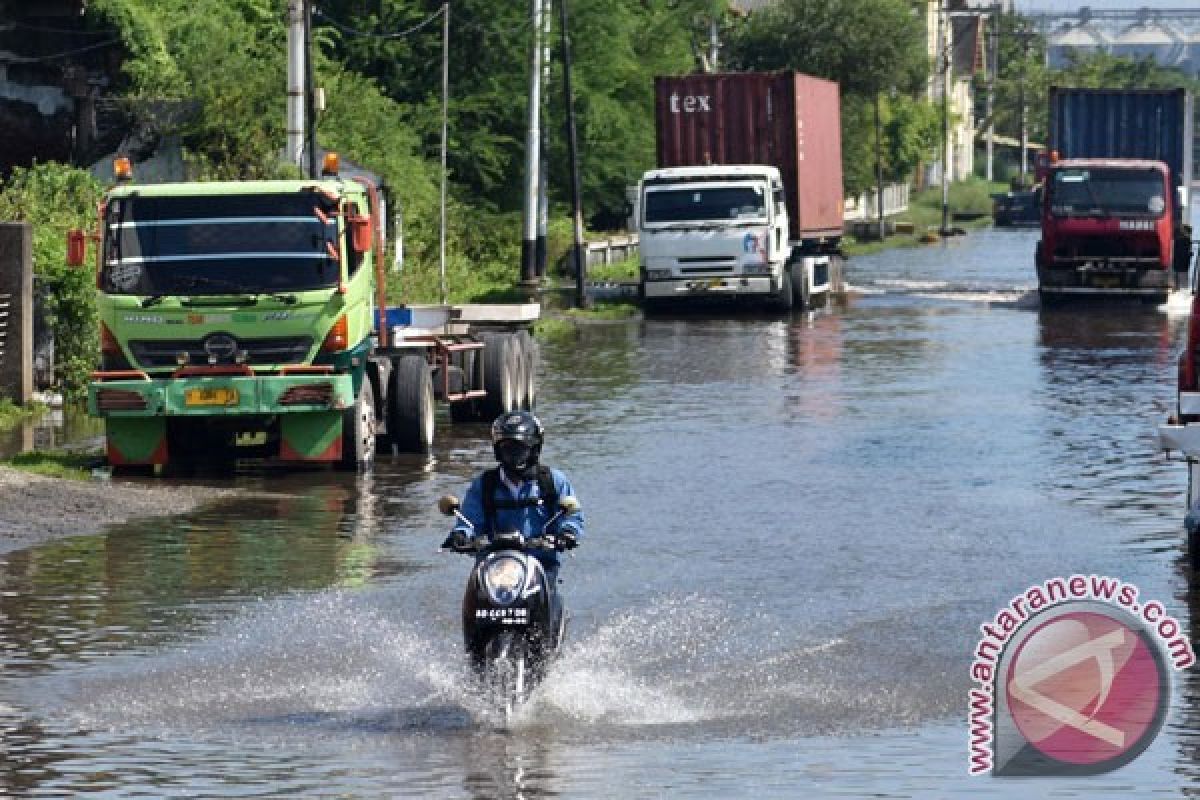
[724,0,929,195]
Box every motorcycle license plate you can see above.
[476,608,529,625]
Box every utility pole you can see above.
[286,0,305,170]
[439,2,450,304]
[304,0,318,179]
[939,0,952,236]
[875,94,885,241]
[1018,26,1029,187]
[520,0,544,287]
[558,0,588,309]
[986,14,997,183]
[535,0,552,281]
[708,15,720,73]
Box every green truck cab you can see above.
[71,156,538,472]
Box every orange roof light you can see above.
[322,152,340,177]
[114,157,133,181]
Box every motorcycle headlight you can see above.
[483,556,527,606]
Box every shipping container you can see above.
[654,72,843,241]
[1048,86,1194,223]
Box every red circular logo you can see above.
[1005,611,1166,767]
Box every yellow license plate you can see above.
[185,387,240,406]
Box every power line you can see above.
[312,5,445,40]
[0,38,122,64]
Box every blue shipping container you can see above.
[1048,87,1194,223]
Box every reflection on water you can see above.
[0,406,102,460]
[1,225,1199,795]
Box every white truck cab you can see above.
[637,165,826,310]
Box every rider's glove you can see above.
[558,530,579,551]
[442,530,471,551]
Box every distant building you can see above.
[1038,8,1200,76]
[0,0,128,173]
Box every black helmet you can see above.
[491,411,544,479]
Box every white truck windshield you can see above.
[644,185,767,224]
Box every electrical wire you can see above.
[1,38,122,64]
[313,5,445,40]
[7,21,116,36]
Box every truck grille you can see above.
[129,337,314,368]
[1051,235,1161,264]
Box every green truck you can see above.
[69,156,538,472]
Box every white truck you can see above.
[639,71,845,311]
[637,165,831,310]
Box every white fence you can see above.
[843,182,910,222]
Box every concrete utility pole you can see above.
[536,0,552,281]
[939,1,952,235]
[520,0,545,287]
[440,2,450,304]
[286,0,306,170]
[304,0,318,179]
[558,0,589,309]
[1018,28,1029,186]
[986,18,997,183]
[708,15,720,73]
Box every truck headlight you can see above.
[483,556,526,606]
[645,269,672,281]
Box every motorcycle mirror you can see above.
[438,495,461,515]
[558,496,580,514]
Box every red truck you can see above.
[1037,88,1194,303]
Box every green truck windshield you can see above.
[644,185,767,224]
[1049,167,1167,217]
[102,193,341,295]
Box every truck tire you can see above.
[773,269,794,312]
[389,354,435,453]
[448,350,478,423]
[516,329,538,410]
[791,261,811,310]
[339,376,377,471]
[479,332,518,418]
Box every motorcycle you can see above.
[438,493,580,720]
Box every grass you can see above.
[4,450,98,481]
[0,399,43,430]
[843,178,1007,257]
[586,256,638,284]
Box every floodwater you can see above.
[2,225,1200,797]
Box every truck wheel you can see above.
[774,269,794,312]
[516,329,538,410]
[791,261,811,310]
[339,376,377,471]
[479,332,518,418]
[449,350,479,423]
[389,355,435,453]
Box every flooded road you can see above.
[3,225,1199,796]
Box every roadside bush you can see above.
[0,164,103,394]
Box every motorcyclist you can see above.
[442,411,584,580]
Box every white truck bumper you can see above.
[641,275,776,299]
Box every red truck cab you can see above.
[1036,158,1181,302]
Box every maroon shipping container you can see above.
[654,72,843,241]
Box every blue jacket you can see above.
[452,466,584,567]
